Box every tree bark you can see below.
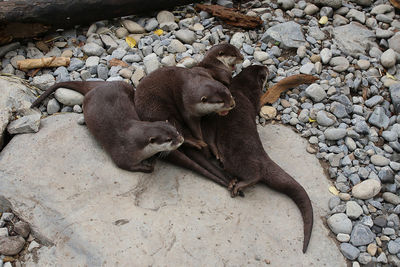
[0,0,200,45]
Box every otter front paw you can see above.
[185,138,208,150]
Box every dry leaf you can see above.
[109,58,129,68]
[260,74,318,106]
[319,16,328,25]
[329,186,339,196]
[154,29,164,36]
[125,36,136,48]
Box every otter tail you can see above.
[261,156,313,253]
[31,81,107,108]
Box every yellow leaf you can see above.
[308,118,316,123]
[319,16,328,25]
[329,186,339,196]
[386,73,398,81]
[154,29,164,36]
[125,36,136,48]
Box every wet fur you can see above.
[32,81,183,172]
[202,65,314,253]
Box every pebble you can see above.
[317,111,336,126]
[324,128,347,141]
[82,43,105,56]
[54,89,84,106]
[346,201,363,219]
[254,51,269,62]
[305,84,327,102]
[337,233,350,242]
[260,106,277,120]
[390,83,400,114]
[340,243,360,260]
[356,60,370,70]
[304,4,319,15]
[121,20,145,34]
[7,113,41,134]
[320,48,332,64]
[0,236,25,256]
[175,29,196,44]
[261,21,306,48]
[352,179,381,199]
[381,49,397,68]
[370,155,390,166]
[368,107,390,129]
[327,213,353,234]
[13,221,30,238]
[388,240,400,254]
[47,98,60,115]
[167,40,186,53]
[329,57,349,72]
[350,224,376,246]
[143,53,161,74]
[230,32,245,49]
[367,243,377,256]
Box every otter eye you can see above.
[166,138,172,142]
[149,137,156,143]
[165,119,169,123]
[201,96,207,103]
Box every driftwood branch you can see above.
[195,4,263,29]
[17,57,70,70]
[260,74,318,106]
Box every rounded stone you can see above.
[230,32,245,49]
[388,240,400,254]
[121,20,146,34]
[337,233,351,242]
[115,27,129,38]
[350,224,375,246]
[340,243,360,260]
[0,236,25,256]
[13,221,30,238]
[305,83,327,102]
[380,49,397,68]
[320,48,332,64]
[370,155,390,166]
[157,10,175,24]
[304,4,319,15]
[324,128,347,141]
[357,59,370,70]
[260,106,277,120]
[167,40,186,53]
[47,98,60,115]
[54,88,84,106]
[82,43,105,56]
[351,179,381,200]
[175,29,197,44]
[346,201,363,219]
[329,56,349,72]
[317,110,336,126]
[254,51,270,62]
[327,213,353,235]
[382,192,400,205]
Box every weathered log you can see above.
[0,0,200,45]
[195,4,263,29]
[17,57,70,70]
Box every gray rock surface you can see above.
[54,89,84,106]
[390,83,400,114]
[333,22,375,57]
[340,243,360,260]
[0,114,346,266]
[261,22,307,48]
[327,213,353,234]
[351,179,381,199]
[350,224,375,246]
[7,113,41,134]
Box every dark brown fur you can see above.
[202,65,314,253]
[32,81,183,172]
[194,43,244,86]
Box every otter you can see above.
[31,81,184,172]
[202,65,314,253]
[193,43,244,86]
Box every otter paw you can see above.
[228,179,238,191]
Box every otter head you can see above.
[142,122,184,157]
[191,78,235,117]
[205,43,244,71]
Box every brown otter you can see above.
[31,81,184,172]
[135,67,235,150]
[193,43,244,86]
[202,65,314,253]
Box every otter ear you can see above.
[201,96,207,103]
[218,51,224,56]
[165,119,169,123]
[149,137,156,143]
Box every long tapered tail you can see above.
[262,156,313,253]
[30,81,107,108]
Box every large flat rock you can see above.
[0,114,346,266]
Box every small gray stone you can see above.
[32,74,55,90]
[358,252,372,265]
[327,213,353,234]
[346,9,366,24]
[320,48,332,64]
[167,40,186,53]
[330,102,348,118]
[230,32,245,49]
[378,167,394,183]
[337,233,350,242]
[350,224,375,246]
[368,107,390,129]
[13,221,30,238]
[382,130,398,142]
[0,196,12,213]
[390,83,400,114]
[356,59,370,70]
[388,34,400,54]
[390,161,400,171]
[0,236,25,256]
[312,0,342,9]
[377,252,388,263]
[340,243,360,260]
[354,120,370,135]
[55,89,84,106]
[300,63,315,75]
[305,84,327,102]
[7,113,41,134]
[157,10,175,24]
[370,155,390,166]
[304,4,319,15]
[121,20,145,34]
[143,53,161,74]
[67,58,84,72]
[145,18,159,32]
[324,128,347,140]
[345,137,357,151]
[330,57,349,72]
[97,64,108,80]
[346,201,363,219]
[381,49,397,68]
[175,29,196,44]
[0,228,8,237]
[82,43,105,56]
[277,0,295,10]
[253,51,270,62]
[100,34,118,53]
[329,196,341,210]
[365,95,384,108]
[47,98,60,115]
[352,179,381,199]
[371,4,393,15]
[388,240,400,254]
[317,110,336,126]
[383,192,400,205]
[376,29,394,39]
[115,27,129,39]
[261,21,306,49]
